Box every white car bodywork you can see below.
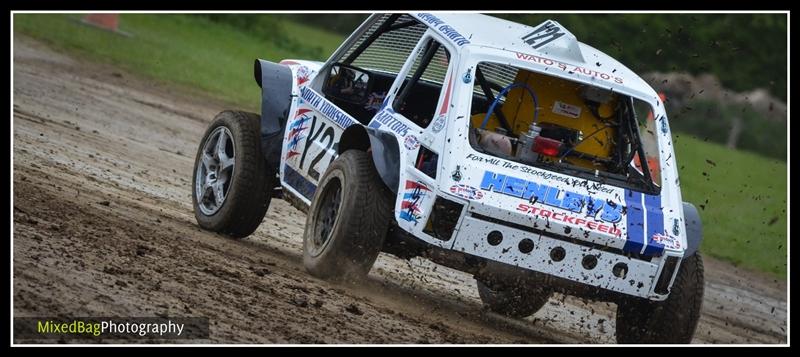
[276,13,687,300]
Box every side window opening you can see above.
[319,14,427,124]
[630,98,662,186]
[392,38,451,128]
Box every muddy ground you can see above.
[12,37,788,344]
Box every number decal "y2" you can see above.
[298,114,338,181]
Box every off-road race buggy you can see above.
[191,13,705,343]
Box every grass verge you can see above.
[14,14,344,110]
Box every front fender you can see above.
[682,202,703,257]
[337,124,400,195]
[366,127,400,195]
[254,59,294,169]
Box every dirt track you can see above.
[12,37,788,344]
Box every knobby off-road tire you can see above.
[302,150,393,282]
[615,252,705,344]
[192,110,275,238]
[476,279,553,318]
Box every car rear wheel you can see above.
[615,252,705,343]
[476,278,553,318]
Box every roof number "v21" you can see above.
[521,21,565,49]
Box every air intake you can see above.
[423,196,463,241]
[654,256,680,295]
[415,145,438,179]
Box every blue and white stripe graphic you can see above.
[284,164,317,200]
[623,190,666,256]
[642,194,666,255]
[623,190,645,253]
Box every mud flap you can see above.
[254,59,294,170]
[682,202,703,257]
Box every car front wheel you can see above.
[192,110,275,238]
[302,150,393,282]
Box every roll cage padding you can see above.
[337,124,400,195]
[254,59,294,170]
[682,202,704,257]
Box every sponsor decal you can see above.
[299,86,357,129]
[449,184,484,200]
[552,101,582,118]
[416,13,471,46]
[465,153,614,194]
[279,61,313,85]
[296,65,312,85]
[432,115,446,133]
[516,203,621,236]
[399,181,430,224]
[480,170,623,223]
[466,153,503,166]
[521,20,565,50]
[369,110,410,137]
[286,109,312,159]
[404,135,420,150]
[364,91,387,113]
[651,233,681,250]
[515,52,624,84]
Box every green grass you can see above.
[14,14,345,110]
[675,135,786,277]
[282,19,346,56]
[14,14,787,278]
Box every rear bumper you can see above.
[451,214,682,300]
